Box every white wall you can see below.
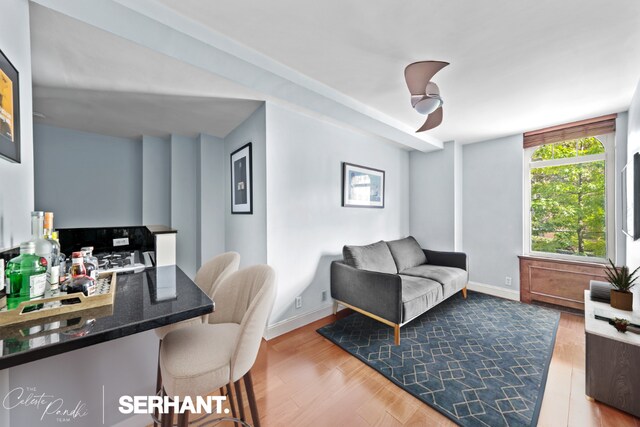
[627,80,640,269]
[454,141,463,251]
[0,0,34,250]
[142,134,171,226]
[33,124,143,228]
[462,134,523,290]
[615,113,628,265]
[170,134,198,277]
[265,103,410,324]
[409,140,462,251]
[0,1,33,424]
[224,105,267,267]
[199,133,226,267]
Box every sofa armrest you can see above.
[423,249,468,272]
[330,261,402,324]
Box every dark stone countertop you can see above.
[0,266,213,370]
[146,225,178,234]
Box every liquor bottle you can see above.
[81,247,99,280]
[6,241,47,311]
[62,252,96,298]
[0,259,6,310]
[30,212,53,290]
[43,212,60,291]
[69,252,86,277]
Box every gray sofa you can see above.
[330,236,468,345]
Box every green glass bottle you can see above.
[6,241,47,311]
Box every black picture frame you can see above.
[342,162,385,208]
[230,142,253,214]
[0,48,20,163]
[622,152,640,240]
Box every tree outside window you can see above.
[529,137,607,258]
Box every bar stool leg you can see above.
[234,380,246,422]
[154,341,162,427]
[176,410,189,427]
[244,371,261,427]
[160,395,173,427]
[226,383,240,427]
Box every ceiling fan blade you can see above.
[404,61,449,95]
[416,106,443,132]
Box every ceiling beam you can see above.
[31,0,443,152]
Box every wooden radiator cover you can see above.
[519,256,608,310]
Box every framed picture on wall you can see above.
[342,162,385,208]
[0,48,20,163]
[230,142,253,214]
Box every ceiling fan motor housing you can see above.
[412,93,443,115]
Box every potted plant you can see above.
[604,259,638,311]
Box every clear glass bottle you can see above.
[6,241,47,311]
[81,247,99,280]
[43,213,60,291]
[31,212,53,289]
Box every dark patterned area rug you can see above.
[317,291,560,427]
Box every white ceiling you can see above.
[155,0,640,144]
[32,87,263,139]
[29,4,263,139]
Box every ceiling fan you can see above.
[404,60,449,132]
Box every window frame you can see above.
[523,133,615,263]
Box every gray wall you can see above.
[409,141,462,251]
[224,104,267,267]
[199,133,226,267]
[0,1,33,424]
[34,124,142,228]
[627,80,640,269]
[265,103,410,324]
[170,134,199,278]
[142,135,171,226]
[462,134,523,290]
[0,0,34,251]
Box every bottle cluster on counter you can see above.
[3,211,98,312]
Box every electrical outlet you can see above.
[321,291,327,302]
[505,276,512,286]
[113,238,129,247]
[295,296,302,309]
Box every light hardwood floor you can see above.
[158,311,640,427]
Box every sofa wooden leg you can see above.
[462,286,467,299]
[332,300,339,315]
[394,324,400,345]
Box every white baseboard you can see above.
[265,303,341,340]
[467,281,520,301]
[265,283,520,341]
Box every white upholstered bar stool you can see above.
[159,265,276,427]
[153,252,240,426]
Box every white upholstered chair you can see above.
[159,264,276,427]
[153,252,240,426]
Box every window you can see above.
[524,134,615,261]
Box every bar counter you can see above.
[0,265,213,370]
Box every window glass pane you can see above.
[531,137,604,162]
[551,140,578,159]
[531,160,606,258]
[577,136,605,156]
[531,144,554,162]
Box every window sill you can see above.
[519,253,607,267]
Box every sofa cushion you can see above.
[386,236,428,272]
[400,275,443,322]
[401,264,467,297]
[342,241,397,274]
